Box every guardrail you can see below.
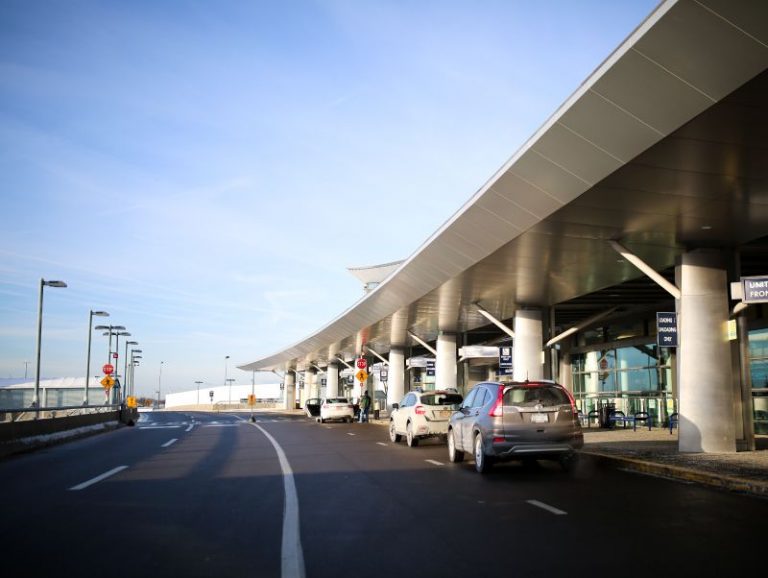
[0,404,120,423]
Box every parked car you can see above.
[447,380,583,473]
[389,389,463,447]
[319,397,355,423]
[304,397,321,418]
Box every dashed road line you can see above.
[376,442,388,446]
[526,500,567,515]
[138,425,181,430]
[185,423,194,432]
[346,432,356,436]
[162,438,178,448]
[69,466,129,491]
[426,459,444,466]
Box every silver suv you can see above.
[447,380,583,473]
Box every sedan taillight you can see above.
[415,405,426,415]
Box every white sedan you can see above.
[319,397,355,423]
[389,389,463,447]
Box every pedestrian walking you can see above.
[359,391,371,423]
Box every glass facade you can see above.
[750,328,768,434]
[571,343,673,425]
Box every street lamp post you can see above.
[158,361,164,409]
[224,355,230,401]
[123,340,138,403]
[84,310,109,405]
[33,278,67,409]
[195,381,203,406]
[94,323,126,404]
[130,350,142,398]
[226,378,235,407]
[112,331,130,404]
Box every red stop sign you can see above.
[356,358,367,370]
[103,364,114,375]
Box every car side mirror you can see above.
[392,403,399,410]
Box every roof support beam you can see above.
[608,240,681,300]
[407,332,437,356]
[474,303,515,339]
[545,306,619,348]
[364,346,389,366]
[335,355,353,370]
[310,363,325,374]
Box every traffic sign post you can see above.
[657,312,678,347]
[103,364,114,375]
[356,358,367,370]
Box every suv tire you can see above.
[389,420,402,443]
[448,430,464,463]
[474,434,492,474]
[406,422,419,447]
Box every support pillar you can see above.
[298,372,307,407]
[513,309,543,381]
[327,363,340,398]
[677,250,736,453]
[436,333,457,390]
[307,369,317,399]
[283,371,296,411]
[388,347,405,410]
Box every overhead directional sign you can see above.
[499,346,513,376]
[355,369,369,383]
[657,312,678,347]
[742,276,768,303]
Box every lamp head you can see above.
[92,311,109,317]
[44,280,67,288]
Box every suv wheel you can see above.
[389,420,402,443]
[559,452,579,472]
[406,422,419,447]
[474,434,492,474]
[448,430,464,463]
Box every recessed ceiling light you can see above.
[701,225,712,230]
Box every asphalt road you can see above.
[2,409,768,577]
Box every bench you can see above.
[579,410,601,428]
[608,411,653,431]
[669,412,679,434]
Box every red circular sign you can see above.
[103,364,114,375]
[356,358,367,369]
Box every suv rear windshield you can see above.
[420,393,463,407]
[326,398,348,404]
[503,386,569,407]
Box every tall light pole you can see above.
[130,350,142,398]
[225,355,230,402]
[33,278,67,409]
[226,378,235,406]
[94,324,126,404]
[158,361,164,409]
[195,381,203,405]
[123,340,138,403]
[84,310,109,405]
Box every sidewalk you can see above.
[579,427,768,497]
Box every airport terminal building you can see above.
[240,0,768,453]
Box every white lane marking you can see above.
[162,438,178,448]
[69,466,128,491]
[376,442,387,446]
[185,423,194,432]
[426,459,444,466]
[346,433,356,436]
[325,426,333,429]
[202,424,240,428]
[244,419,306,578]
[137,425,181,430]
[526,500,567,516]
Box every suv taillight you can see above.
[488,387,504,417]
[561,386,578,412]
[415,405,426,415]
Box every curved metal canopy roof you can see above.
[241,0,768,373]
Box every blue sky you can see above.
[0,0,658,397]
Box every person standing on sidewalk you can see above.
[359,391,371,423]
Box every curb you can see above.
[0,422,122,461]
[581,451,768,498]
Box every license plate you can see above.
[531,413,549,424]
[439,410,452,417]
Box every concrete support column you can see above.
[298,372,307,407]
[513,309,543,381]
[388,347,405,410]
[327,363,340,398]
[436,333,457,390]
[677,250,736,453]
[306,369,317,399]
[283,371,296,411]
